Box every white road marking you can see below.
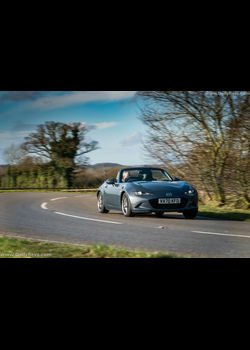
[41,197,121,225]
[192,231,250,239]
[74,195,91,198]
[54,211,122,225]
[51,197,68,201]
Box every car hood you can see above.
[133,181,192,193]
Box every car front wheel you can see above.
[97,193,109,213]
[122,193,134,217]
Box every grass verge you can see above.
[0,236,190,258]
[199,205,250,222]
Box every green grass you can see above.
[199,205,250,222]
[0,236,191,258]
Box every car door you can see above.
[104,173,122,208]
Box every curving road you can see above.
[1,192,250,257]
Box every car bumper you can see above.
[130,195,198,213]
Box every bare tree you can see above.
[137,91,250,205]
[22,122,99,160]
[2,144,28,166]
[21,121,99,187]
[234,112,250,207]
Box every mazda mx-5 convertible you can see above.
[97,167,198,219]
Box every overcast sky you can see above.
[0,91,147,165]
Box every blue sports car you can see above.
[97,167,198,219]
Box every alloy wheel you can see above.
[98,194,103,211]
[122,196,128,215]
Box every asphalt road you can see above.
[1,192,250,257]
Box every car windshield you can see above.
[121,169,172,183]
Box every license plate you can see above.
[158,198,181,204]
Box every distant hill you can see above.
[0,163,126,170]
[88,163,125,170]
[88,163,162,170]
[0,162,163,171]
[0,165,8,170]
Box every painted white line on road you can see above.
[51,197,68,201]
[192,231,250,239]
[74,195,91,198]
[54,211,122,225]
[41,202,48,210]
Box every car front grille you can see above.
[149,198,188,210]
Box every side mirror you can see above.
[174,177,180,181]
[106,178,115,185]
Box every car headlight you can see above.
[133,191,152,196]
[185,189,196,195]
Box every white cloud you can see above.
[92,122,118,130]
[0,132,28,154]
[0,123,36,139]
[79,121,118,132]
[26,91,137,111]
[0,131,33,140]
[0,123,37,153]
[121,132,142,147]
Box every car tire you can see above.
[122,193,135,217]
[155,212,165,217]
[183,209,198,219]
[97,193,109,213]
